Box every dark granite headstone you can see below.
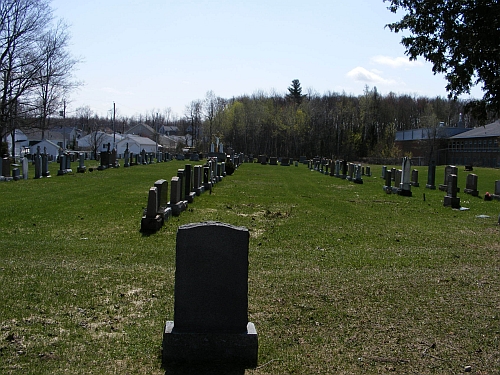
[184,164,196,203]
[154,179,171,220]
[426,161,436,189]
[411,169,419,187]
[170,177,181,204]
[168,177,186,216]
[464,173,479,196]
[163,222,258,369]
[203,166,211,190]
[193,165,204,195]
[444,174,460,208]
[384,170,392,193]
[341,160,348,179]
[174,222,249,334]
[141,187,163,232]
[439,165,458,191]
[177,169,185,199]
[42,152,50,177]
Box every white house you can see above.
[3,129,30,157]
[29,139,61,159]
[116,134,157,155]
[77,131,123,150]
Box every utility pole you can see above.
[112,102,116,149]
[60,100,67,149]
[155,112,159,157]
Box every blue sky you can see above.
[51,0,482,119]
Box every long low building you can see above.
[395,119,500,167]
[445,120,500,167]
[116,134,157,155]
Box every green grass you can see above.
[0,160,499,374]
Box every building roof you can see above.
[126,123,155,136]
[159,125,178,133]
[118,134,157,146]
[449,120,500,139]
[30,139,61,151]
[395,126,469,141]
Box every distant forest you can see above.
[194,85,482,160]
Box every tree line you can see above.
[183,83,492,160]
[34,82,495,162]
[95,83,495,160]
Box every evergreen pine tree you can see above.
[286,79,306,106]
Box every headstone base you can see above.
[12,168,21,181]
[440,184,460,192]
[353,178,363,184]
[186,192,196,204]
[77,167,87,173]
[163,321,258,369]
[443,196,461,208]
[463,188,479,197]
[411,182,420,187]
[141,214,163,232]
[158,207,172,221]
[425,184,436,190]
[398,189,412,197]
[57,169,72,175]
[169,201,187,216]
[196,186,205,196]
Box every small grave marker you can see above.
[464,174,479,197]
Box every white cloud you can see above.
[371,55,423,68]
[346,67,397,85]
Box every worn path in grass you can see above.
[0,161,499,374]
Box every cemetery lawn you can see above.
[0,161,499,374]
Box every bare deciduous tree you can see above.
[31,20,81,138]
[0,0,53,154]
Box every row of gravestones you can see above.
[296,155,498,210]
[140,158,228,232]
[140,153,258,371]
[256,155,308,167]
[382,157,416,197]
[0,146,56,181]
[98,144,174,171]
[307,157,373,185]
[138,160,261,371]
[382,160,500,209]
[0,155,26,181]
